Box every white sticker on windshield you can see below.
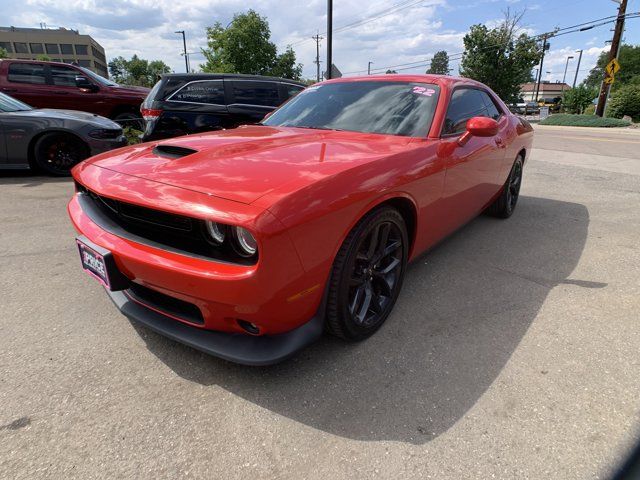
[412,86,436,97]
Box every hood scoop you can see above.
[152,145,198,159]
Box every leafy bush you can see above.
[539,114,631,128]
[562,86,597,114]
[607,84,640,121]
[583,105,596,116]
[123,127,143,145]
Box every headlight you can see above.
[233,227,257,257]
[205,221,226,244]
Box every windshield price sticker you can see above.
[412,86,436,97]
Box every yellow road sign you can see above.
[604,75,615,85]
[606,58,620,76]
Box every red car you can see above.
[68,75,534,365]
[0,59,149,128]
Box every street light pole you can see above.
[326,0,333,79]
[562,55,574,94]
[572,49,583,88]
[368,61,373,75]
[175,30,189,73]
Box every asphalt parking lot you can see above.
[1,125,639,479]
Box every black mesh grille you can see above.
[127,283,204,325]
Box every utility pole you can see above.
[312,32,323,83]
[573,49,583,88]
[534,35,550,102]
[326,0,333,79]
[561,55,574,95]
[596,0,627,116]
[175,30,189,73]
[368,61,373,75]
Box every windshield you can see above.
[78,66,118,87]
[0,92,33,112]
[263,81,440,137]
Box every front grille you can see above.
[76,182,256,265]
[126,282,204,325]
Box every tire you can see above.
[113,112,144,131]
[486,155,524,219]
[326,206,408,341]
[33,133,90,176]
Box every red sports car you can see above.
[68,75,533,365]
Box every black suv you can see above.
[140,74,305,141]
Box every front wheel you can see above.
[486,156,523,219]
[326,206,408,341]
[33,133,89,176]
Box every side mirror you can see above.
[457,116,499,146]
[75,76,98,92]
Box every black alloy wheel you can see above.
[33,133,89,176]
[326,206,408,341]
[486,156,524,219]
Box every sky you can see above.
[1,0,638,85]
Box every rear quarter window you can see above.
[169,80,225,105]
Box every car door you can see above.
[225,80,281,126]
[46,64,104,114]
[1,62,50,108]
[439,87,507,230]
[0,116,6,164]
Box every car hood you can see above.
[11,108,120,127]
[85,125,415,204]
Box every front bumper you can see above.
[88,135,128,156]
[106,287,325,366]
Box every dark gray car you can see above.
[0,92,127,176]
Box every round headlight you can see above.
[234,227,257,257]
[205,221,225,244]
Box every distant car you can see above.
[140,73,306,141]
[0,92,126,175]
[69,74,534,365]
[0,59,149,129]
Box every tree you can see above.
[108,55,171,87]
[426,50,449,75]
[608,84,640,121]
[0,47,8,59]
[583,44,640,91]
[201,10,302,80]
[562,85,597,114]
[459,10,541,103]
[36,54,51,61]
[386,69,398,74]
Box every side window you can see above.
[479,90,502,120]
[7,63,46,85]
[231,82,280,107]
[284,84,304,100]
[170,80,225,105]
[442,88,489,135]
[50,65,81,87]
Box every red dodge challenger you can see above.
[68,75,534,365]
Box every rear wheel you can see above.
[33,133,89,176]
[486,156,523,218]
[326,207,408,341]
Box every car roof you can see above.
[320,74,489,89]
[0,58,82,68]
[160,73,305,86]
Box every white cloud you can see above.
[540,45,608,85]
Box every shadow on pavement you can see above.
[0,170,72,186]
[131,196,592,444]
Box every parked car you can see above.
[0,92,126,175]
[68,75,534,365]
[140,73,306,141]
[0,59,149,129]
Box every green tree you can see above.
[201,10,302,80]
[0,47,8,59]
[608,84,640,121]
[108,55,171,87]
[562,85,597,114]
[459,10,541,103]
[583,45,640,91]
[36,54,51,61]
[426,50,449,75]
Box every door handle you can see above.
[53,91,69,95]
